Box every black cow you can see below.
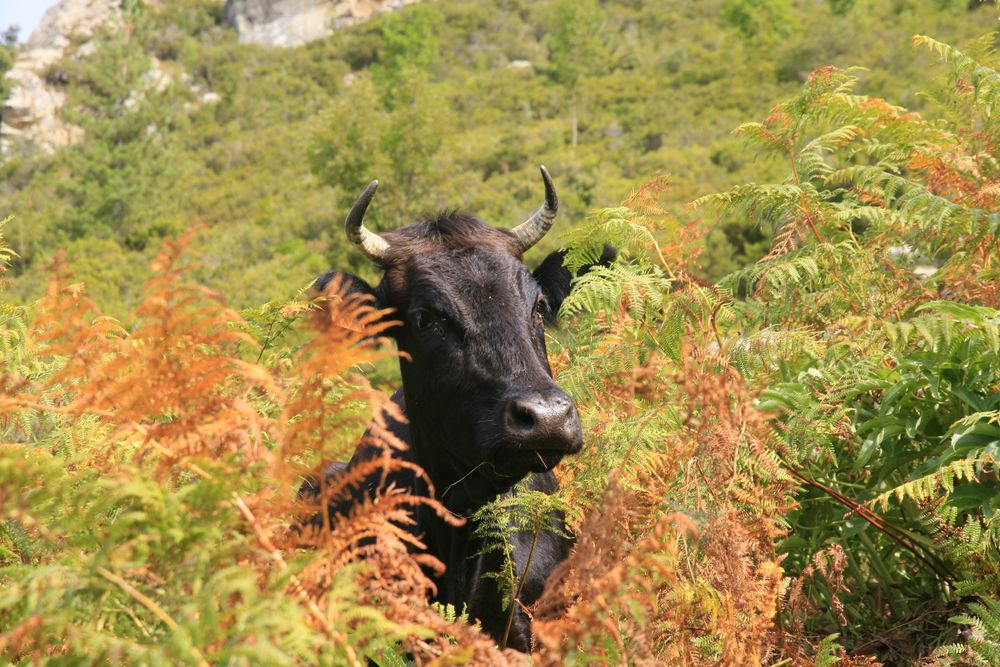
[311,167,606,652]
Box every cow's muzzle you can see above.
[502,389,583,455]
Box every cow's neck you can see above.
[408,424,516,517]
[385,387,520,514]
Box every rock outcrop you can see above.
[1,0,119,153]
[223,0,420,47]
[1,0,419,153]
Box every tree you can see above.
[371,4,443,110]
[310,76,449,249]
[544,0,612,147]
[0,25,19,107]
[721,0,797,46]
[310,4,448,246]
[54,5,190,250]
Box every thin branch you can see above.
[96,567,211,667]
[781,463,955,584]
[501,524,541,649]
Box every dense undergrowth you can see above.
[2,6,1000,667]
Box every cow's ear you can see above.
[312,270,397,338]
[314,270,378,301]
[532,244,617,324]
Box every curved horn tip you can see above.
[346,181,380,223]
[509,166,559,252]
[359,179,379,201]
[539,165,557,211]
[344,179,392,264]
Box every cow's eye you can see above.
[533,296,548,324]
[411,309,437,333]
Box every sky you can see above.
[0,0,58,42]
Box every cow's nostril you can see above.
[503,391,582,452]
[508,399,538,431]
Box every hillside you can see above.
[1,2,999,665]
[0,0,993,318]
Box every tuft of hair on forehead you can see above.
[381,211,523,265]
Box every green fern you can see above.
[729,326,823,376]
[913,33,1000,116]
[813,634,845,667]
[560,260,666,322]
[561,205,666,276]
[0,216,14,268]
[471,487,569,613]
[873,454,994,511]
[930,596,1000,666]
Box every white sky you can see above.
[0,0,58,42]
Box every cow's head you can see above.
[318,168,591,503]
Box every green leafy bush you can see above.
[3,0,995,318]
[693,34,1000,662]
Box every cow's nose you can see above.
[504,390,582,452]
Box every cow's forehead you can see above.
[390,246,535,308]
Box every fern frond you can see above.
[562,205,660,274]
[828,165,993,238]
[931,596,1000,666]
[913,33,1000,115]
[729,327,823,376]
[873,454,994,511]
[561,261,666,322]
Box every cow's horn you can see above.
[345,180,391,265]
[510,165,558,252]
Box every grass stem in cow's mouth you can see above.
[441,458,493,499]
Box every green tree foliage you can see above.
[0,26,18,105]
[55,3,191,250]
[722,0,798,45]
[309,76,450,237]
[370,3,442,108]
[2,0,995,319]
[543,0,613,146]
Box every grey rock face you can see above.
[1,0,120,153]
[1,0,420,153]
[223,0,421,47]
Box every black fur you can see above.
[306,213,611,652]
[531,243,616,323]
